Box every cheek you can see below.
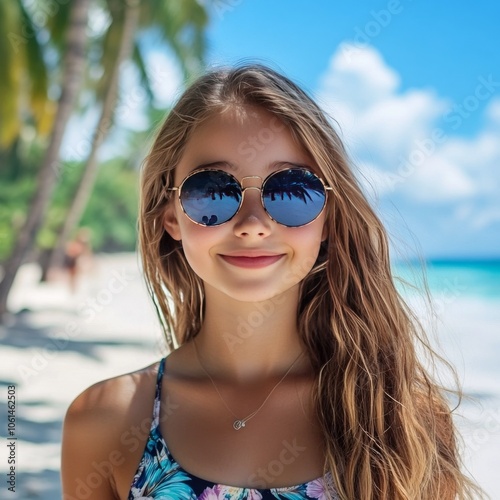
[286,223,325,277]
[178,222,220,269]
[292,217,325,251]
[179,223,207,249]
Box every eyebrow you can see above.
[190,161,236,172]
[190,160,313,173]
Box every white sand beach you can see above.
[0,254,498,499]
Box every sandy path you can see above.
[0,253,497,499]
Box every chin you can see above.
[229,291,281,304]
[218,282,298,304]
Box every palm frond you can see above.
[0,2,24,148]
[132,42,154,103]
[19,1,53,136]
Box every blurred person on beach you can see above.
[61,65,483,499]
[63,227,92,293]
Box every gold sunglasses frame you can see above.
[166,167,333,227]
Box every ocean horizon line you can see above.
[392,256,500,266]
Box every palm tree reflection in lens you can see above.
[180,169,327,227]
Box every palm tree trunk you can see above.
[47,1,140,272]
[0,0,89,322]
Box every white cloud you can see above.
[356,90,447,162]
[471,208,500,229]
[322,44,399,107]
[317,45,398,139]
[354,161,394,199]
[405,156,476,202]
[317,43,500,226]
[318,44,448,163]
[485,98,500,124]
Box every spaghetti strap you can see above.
[150,357,166,432]
[129,354,336,498]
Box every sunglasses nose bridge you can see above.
[238,175,264,206]
[240,186,261,194]
[239,174,263,189]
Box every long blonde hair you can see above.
[139,64,482,499]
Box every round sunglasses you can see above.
[166,167,332,227]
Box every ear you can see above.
[163,203,182,241]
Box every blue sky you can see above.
[197,0,500,259]
[77,1,499,259]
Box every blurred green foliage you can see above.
[41,157,139,253]
[1,146,140,261]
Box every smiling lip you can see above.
[219,253,285,269]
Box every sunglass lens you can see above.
[180,171,241,225]
[262,169,326,226]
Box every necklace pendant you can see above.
[233,420,245,430]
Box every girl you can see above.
[61,64,481,499]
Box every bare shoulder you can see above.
[66,361,158,417]
[61,360,162,499]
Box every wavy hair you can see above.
[138,64,482,499]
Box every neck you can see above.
[193,284,310,382]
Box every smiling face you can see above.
[163,105,328,303]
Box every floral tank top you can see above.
[128,357,339,499]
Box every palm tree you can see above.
[0,0,55,176]
[46,0,141,271]
[46,0,209,271]
[0,1,54,150]
[0,0,90,322]
[0,0,210,319]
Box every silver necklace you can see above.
[193,338,304,430]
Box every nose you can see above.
[232,187,272,239]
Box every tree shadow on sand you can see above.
[0,309,149,362]
[0,309,155,499]
[13,470,62,499]
[1,396,63,499]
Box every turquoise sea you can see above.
[393,259,500,298]
[2,254,498,498]
[393,259,500,497]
